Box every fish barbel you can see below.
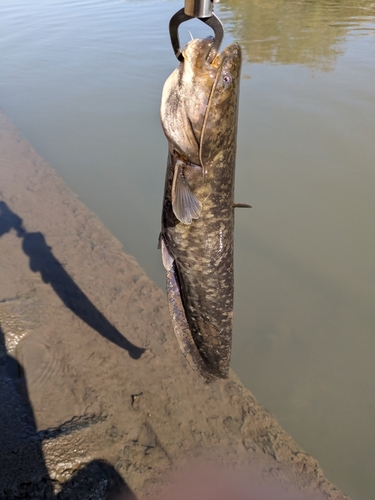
[160,37,242,379]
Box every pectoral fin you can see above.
[172,160,202,225]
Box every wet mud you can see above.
[0,111,350,499]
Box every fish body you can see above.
[160,38,242,378]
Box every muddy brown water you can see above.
[1,1,375,499]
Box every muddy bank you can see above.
[0,110,349,499]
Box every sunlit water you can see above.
[1,1,375,498]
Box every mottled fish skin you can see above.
[160,38,242,379]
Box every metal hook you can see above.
[184,0,218,18]
[169,8,224,63]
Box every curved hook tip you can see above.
[169,9,224,63]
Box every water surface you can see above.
[1,1,375,499]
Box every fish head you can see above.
[200,42,242,165]
[161,38,242,166]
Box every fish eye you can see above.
[222,72,232,86]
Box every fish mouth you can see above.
[211,42,242,70]
[160,39,241,165]
[181,36,214,62]
[181,37,241,74]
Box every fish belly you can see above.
[162,150,235,377]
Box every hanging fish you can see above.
[159,37,246,379]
